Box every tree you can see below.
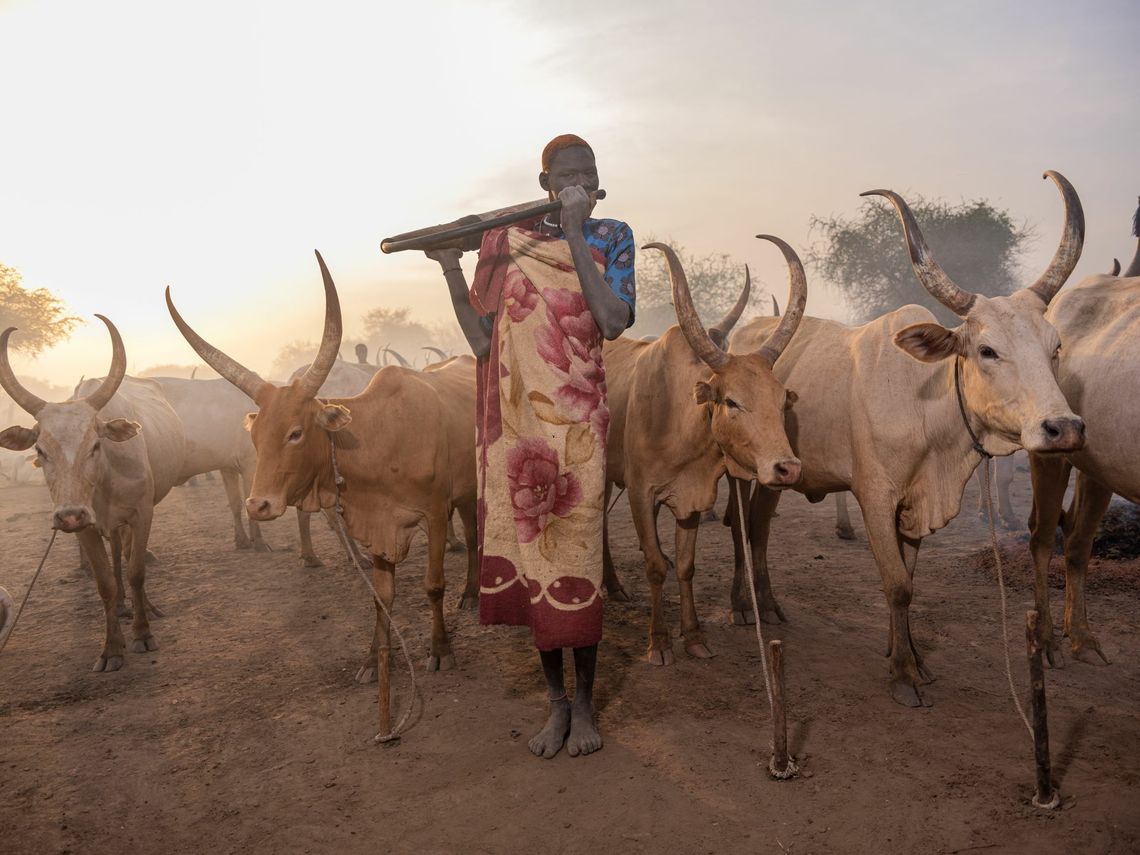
[807,197,1032,327]
[361,306,449,367]
[629,241,760,339]
[0,265,79,355]
[270,339,320,380]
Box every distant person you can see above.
[354,343,369,364]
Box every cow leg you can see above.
[1028,454,1070,665]
[296,510,324,568]
[601,482,631,603]
[238,465,271,551]
[1062,472,1112,665]
[728,480,785,625]
[629,487,673,666]
[221,469,254,550]
[77,527,127,672]
[457,500,479,609]
[111,528,130,617]
[834,492,855,540]
[675,513,711,659]
[995,456,1017,531]
[125,513,159,654]
[862,497,930,707]
[445,511,464,553]
[425,510,455,671]
[371,555,396,736]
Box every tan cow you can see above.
[728,171,1086,706]
[167,252,478,734]
[0,317,185,671]
[1028,201,1140,664]
[602,238,806,665]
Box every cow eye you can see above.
[90,441,101,456]
[979,345,999,360]
[726,398,741,410]
[287,428,303,443]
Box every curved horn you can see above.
[754,236,807,365]
[643,242,728,370]
[166,288,268,401]
[79,315,127,411]
[297,251,343,398]
[1109,258,1121,277]
[1026,171,1085,305]
[0,328,47,416]
[708,265,751,346]
[422,345,448,361]
[190,366,198,379]
[861,189,977,317]
[1123,195,1140,278]
[771,294,780,317]
[384,347,411,368]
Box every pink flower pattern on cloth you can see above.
[506,438,582,543]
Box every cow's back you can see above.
[153,377,256,479]
[601,336,652,487]
[417,355,477,504]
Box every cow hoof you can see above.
[835,526,855,541]
[889,680,930,708]
[1072,643,1110,666]
[1044,645,1065,669]
[130,635,159,653]
[686,642,714,660]
[917,662,936,684]
[458,594,479,610]
[426,654,456,672]
[355,665,378,684]
[647,648,675,667]
[729,609,755,626]
[301,555,324,569]
[446,541,465,554]
[760,606,785,626]
[93,654,124,673]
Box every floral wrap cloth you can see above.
[470,222,610,650]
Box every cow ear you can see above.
[894,323,962,363]
[316,404,352,432]
[99,418,141,442]
[243,412,258,432]
[784,389,798,409]
[0,426,37,451]
[693,381,715,405]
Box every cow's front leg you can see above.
[221,469,253,550]
[424,510,455,672]
[728,480,784,625]
[126,513,159,654]
[457,500,479,609]
[296,510,323,568]
[111,528,130,617]
[629,488,672,665]
[1063,472,1113,665]
[675,513,711,658]
[1028,454,1070,665]
[77,528,127,672]
[372,555,396,736]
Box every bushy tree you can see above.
[0,265,79,355]
[807,197,1031,327]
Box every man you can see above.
[426,134,634,758]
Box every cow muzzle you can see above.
[1027,416,1086,454]
[245,496,285,522]
[53,506,93,533]
[763,458,802,489]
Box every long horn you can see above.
[861,189,977,317]
[384,347,411,368]
[166,289,268,401]
[771,294,780,317]
[422,345,448,361]
[1123,195,1140,278]
[754,236,807,365]
[79,315,127,411]
[1109,258,1121,277]
[297,251,343,398]
[708,266,751,347]
[643,242,728,370]
[0,328,47,416]
[1026,171,1085,305]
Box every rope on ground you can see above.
[0,529,58,656]
[980,457,1033,740]
[732,479,798,779]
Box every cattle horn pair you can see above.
[0,315,126,416]
[862,170,1084,315]
[166,251,342,400]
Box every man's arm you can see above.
[425,248,492,358]
[558,187,632,340]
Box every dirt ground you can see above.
[1,467,1138,855]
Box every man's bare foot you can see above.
[528,698,571,759]
[566,697,603,757]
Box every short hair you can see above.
[541,134,593,173]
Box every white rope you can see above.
[980,457,1033,739]
[0,530,58,656]
[732,479,798,779]
[328,439,417,744]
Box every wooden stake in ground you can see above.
[1026,610,1060,809]
[768,640,797,780]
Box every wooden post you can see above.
[1026,610,1060,809]
[768,640,796,779]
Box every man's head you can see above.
[539,134,599,201]
[354,343,368,364]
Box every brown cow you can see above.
[728,171,1086,706]
[602,238,806,664]
[167,252,477,734]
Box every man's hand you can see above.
[426,248,463,271]
[558,185,594,231]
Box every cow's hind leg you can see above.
[457,500,479,609]
[222,469,254,550]
[125,513,159,654]
[834,492,855,540]
[1028,454,1070,665]
[629,487,673,665]
[78,528,127,672]
[728,480,784,625]
[445,511,464,553]
[1062,472,1113,665]
[675,513,711,658]
[424,510,455,671]
[602,482,631,603]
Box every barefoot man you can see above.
[427,134,635,758]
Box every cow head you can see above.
[869,171,1086,457]
[0,316,138,532]
[167,251,346,521]
[644,239,805,488]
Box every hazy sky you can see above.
[2,0,1137,386]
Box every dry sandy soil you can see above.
[1,469,1138,854]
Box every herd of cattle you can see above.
[1,171,1137,729]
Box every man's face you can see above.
[541,146,599,198]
